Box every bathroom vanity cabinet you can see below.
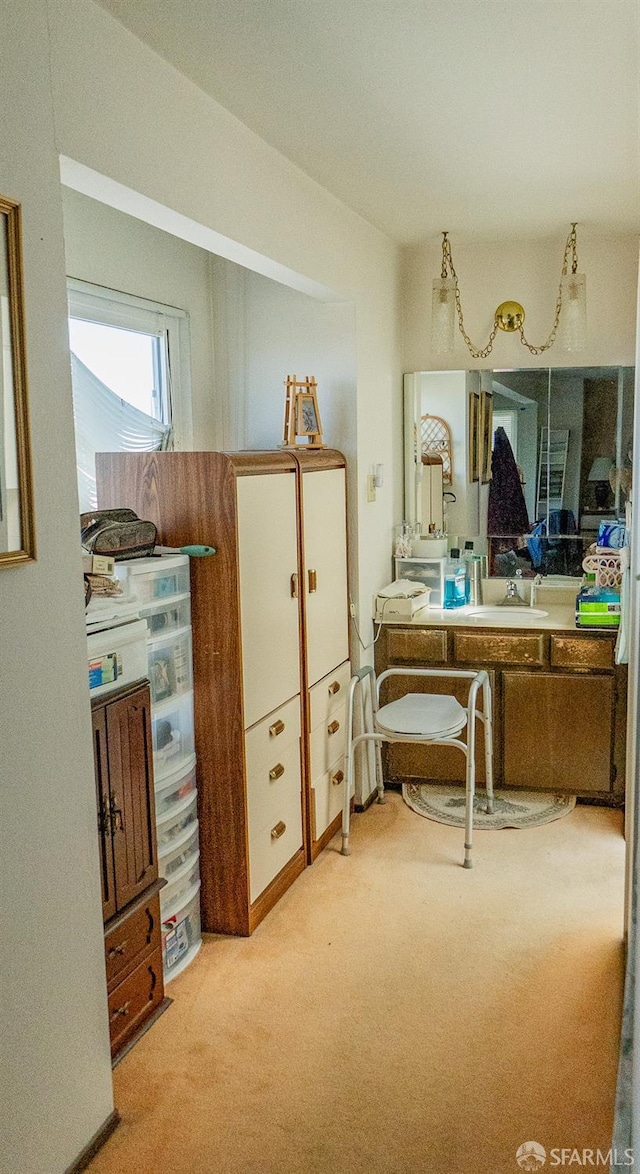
[374,623,626,804]
[96,449,350,935]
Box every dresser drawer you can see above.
[245,695,301,770]
[550,635,615,670]
[309,661,351,730]
[454,631,546,666]
[311,757,346,841]
[386,628,448,664]
[104,894,162,993]
[249,785,303,902]
[309,698,346,781]
[245,704,302,835]
[107,945,164,1057]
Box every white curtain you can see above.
[71,352,172,512]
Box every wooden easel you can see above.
[282,375,325,449]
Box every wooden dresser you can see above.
[92,679,169,1059]
[97,449,350,935]
[375,623,627,805]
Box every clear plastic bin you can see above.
[156,791,198,849]
[87,618,148,697]
[147,627,193,703]
[154,755,197,818]
[152,690,195,780]
[140,594,191,639]
[115,555,190,605]
[161,880,202,976]
[158,822,199,881]
[394,557,446,608]
[160,850,201,913]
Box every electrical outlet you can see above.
[366,474,376,503]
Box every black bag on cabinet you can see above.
[80,508,158,560]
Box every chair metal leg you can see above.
[341,675,359,856]
[464,747,475,869]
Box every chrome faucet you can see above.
[499,572,526,606]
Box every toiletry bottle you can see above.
[443,548,466,609]
[462,540,475,603]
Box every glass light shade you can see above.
[431,276,456,353]
[559,272,586,352]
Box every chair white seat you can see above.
[376,693,467,739]
[341,666,494,868]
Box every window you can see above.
[67,279,192,511]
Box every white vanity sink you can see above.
[465,606,548,621]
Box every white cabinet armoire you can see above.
[96,449,350,935]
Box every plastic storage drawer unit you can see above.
[115,555,190,606]
[87,618,148,697]
[147,627,194,703]
[154,754,197,818]
[394,557,446,608]
[161,880,202,981]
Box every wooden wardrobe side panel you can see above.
[97,451,251,935]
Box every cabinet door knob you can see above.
[269,719,285,737]
[108,941,128,959]
[110,1000,131,1021]
[269,763,285,781]
[327,720,340,735]
[308,568,317,593]
[271,820,286,840]
[328,680,341,696]
[290,573,298,598]
[331,770,345,787]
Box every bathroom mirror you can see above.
[0,195,36,566]
[404,365,634,577]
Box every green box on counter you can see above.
[575,585,621,629]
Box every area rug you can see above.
[402,783,576,830]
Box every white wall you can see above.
[0,5,115,1173]
[61,187,219,448]
[48,0,403,648]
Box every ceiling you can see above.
[94,0,639,245]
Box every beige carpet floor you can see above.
[89,792,626,1174]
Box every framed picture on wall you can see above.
[468,391,480,482]
[480,390,493,483]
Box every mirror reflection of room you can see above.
[405,366,634,579]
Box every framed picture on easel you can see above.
[282,375,325,448]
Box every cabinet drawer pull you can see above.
[328,680,341,696]
[331,770,344,787]
[271,820,287,840]
[110,1000,131,1020]
[269,719,285,737]
[290,572,298,599]
[327,720,340,735]
[269,763,285,780]
[107,941,128,959]
[308,568,317,593]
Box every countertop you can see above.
[379,579,585,633]
[383,601,578,631]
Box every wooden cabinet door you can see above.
[301,467,349,688]
[237,473,301,729]
[106,685,158,910]
[92,705,117,923]
[503,671,614,792]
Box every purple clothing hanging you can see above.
[487,426,530,536]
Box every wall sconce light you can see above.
[432,223,586,358]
